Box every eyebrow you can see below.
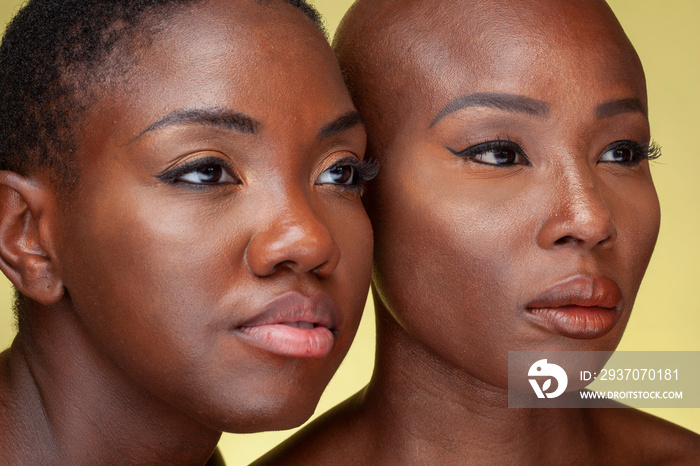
[430,92,550,127]
[595,98,647,119]
[317,111,364,140]
[134,108,260,141]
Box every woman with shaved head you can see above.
[257,0,700,463]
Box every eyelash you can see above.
[448,138,529,166]
[157,156,239,186]
[448,139,662,166]
[598,140,662,165]
[316,156,380,195]
[156,155,380,193]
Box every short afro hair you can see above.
[0,0,325,188]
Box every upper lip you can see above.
[236,291,339,331]
[525,275,622,310]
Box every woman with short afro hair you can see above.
[0,0,376,463]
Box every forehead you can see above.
[136,0,338,99]
[80,0,350,147]
[377,0,645,126]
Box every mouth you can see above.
[279,321,319,329]
[235,291,339,358]
[524,275,623,340]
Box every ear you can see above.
[0,171,64,306]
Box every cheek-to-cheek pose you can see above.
[255,0,700,464]
[0,0,375,463]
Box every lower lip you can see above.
[238,324,335,358]
[526,305,621,339]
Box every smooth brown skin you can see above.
[257,0,700,464]
[0,0,373,463]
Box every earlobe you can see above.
[0,171,64,306]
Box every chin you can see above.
[218,403,318,434]
[204,387,323,434]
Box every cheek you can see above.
[58,191,245,352]
[371,160,530,349]
[334,201,374,272]
[327,202,374,330]
[612,177,660,298]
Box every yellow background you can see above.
[0,1,698,464]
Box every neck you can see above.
[0,301,221,464]
[358,302,595,464]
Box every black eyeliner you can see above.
[156,156,235,184]
[447,139,530,166]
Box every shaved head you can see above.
[334,0,644,158]
[333,0,655,371]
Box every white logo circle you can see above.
[528,359,568,398]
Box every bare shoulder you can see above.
[253,391,374,466]
[588,406,700,464]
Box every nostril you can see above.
[554,235,577,246]
[551,231,615,249]
[597,234,614,249]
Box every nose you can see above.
[245,198,341,279]
[536,166,617,251]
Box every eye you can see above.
[157,156,240,186]
[598,140,661,165]
[315,156,380,191]
[317,165,358,185]
[177,164,237,184]
[448,140,529,166]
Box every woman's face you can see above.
[53,0,371,431]
[368,1,660,386]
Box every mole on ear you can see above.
[0,171,64,306]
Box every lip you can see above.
[524,275,623,339]
[235,291,340,358]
